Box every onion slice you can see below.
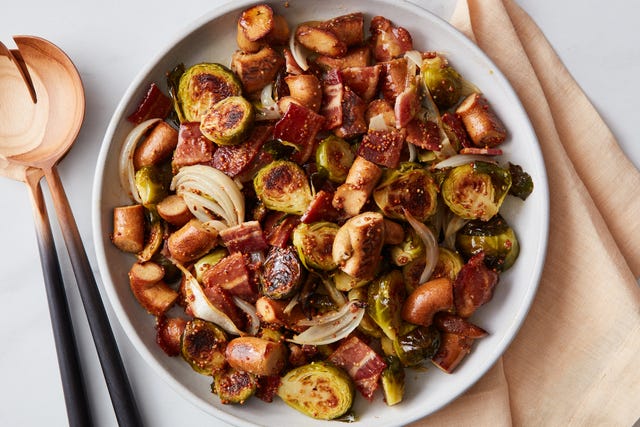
[173,261,244,336]
[118,118,160,203]
[233,297,260,336]
[404,209,439,284]
[256,83,282,121]
[433,154,499,170]
[288,30,309,71]
[289,301,365,345]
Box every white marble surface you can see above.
[0,1,637,426]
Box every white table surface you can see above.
[1,1,638,426]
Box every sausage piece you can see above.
[456,93,507,148]
[167,219,218,263]
[133,121,178,169]
[225,336,287,376]
[112,204,146,253]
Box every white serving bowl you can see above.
[93,1,549,425]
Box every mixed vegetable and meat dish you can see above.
[111,4,533,421]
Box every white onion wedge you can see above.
[290,301,365,345]
[118,118,160,203]
[404,209,439,284]
[233,297,260,336]
[288,30,309,71]
[173,262,244,336]
[433,154,498,170]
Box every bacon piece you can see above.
[334,87,367,139]
[453,252,499,318]
[300,190,341,224]
[263,211,300,248]
[379,58,408,103]
[274,102,325,163]
[433,312,488,338]
[127,82,172,124]
[394,84,419,128]
[172,122,215,171]
[370,16,413,62]
[320,69,343,130]
[203,282,246,329]
[406,119,441,151]
[442,112,472,150]
[202,252,258,303]
[219,220,268,253]
[341,65,381,103]
[233,149,275,183]
[156,316,187,357]
[212,125,272,178]
[256,375,281,403]
[357,128,405,168]
[328,336,387,400]
[432,332,474,374]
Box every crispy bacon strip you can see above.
[274,102,325,163]
[328,336,387,400]
[172,122,215,170]
[202,252,258,303]
[219,220,268,254]
[453,252,499,318]
[357,128,405,168]
[320,69,343,130]
[212,125,273,177]
[127,82,172,124]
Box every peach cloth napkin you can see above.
[411,0,640,425]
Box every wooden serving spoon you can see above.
[0,36,142,427]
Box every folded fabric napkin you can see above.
[411,0,640,425]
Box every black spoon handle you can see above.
[25,170,92,427]
[44,167,143,427]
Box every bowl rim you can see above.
[92,0,549,425]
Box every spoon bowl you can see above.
[0,36,142,426]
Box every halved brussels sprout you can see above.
[277,362,355,420]
[367,270,406,341]
[260,246,304,299]
[181,318,228,375]
[292,222,340,271]
[390,227,425,266]
[456,214,520,271]
[421,55,463,110]
[431,247,464,282]
[135,165,169,209]
[373,163,439,222]
[200,96,254,146]
[253,160,313,215]
[393,325,441,367]
[348,287,383,338]
[212,366,258,404]
[315,136,355,184]
[441,161,512,221]
[178,63,242,122]
[381,355,405,406]
[332,269,370,292]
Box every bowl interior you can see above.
[93,1,549,426]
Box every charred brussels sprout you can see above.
[508,162,534,201]
[381,355,405,406]
[421,55,463,110]
[135,165,169,209]
[393,325,441,367]
[277,362,355,420]
[456,214,520,271]
[315,136,355,184]
[292,222,340,271]
[431,247,464,282]
[442,161,512,221]
[178,63,242,122]
[181,318,228,375]
[200,96,254,146]
[213,367,258,404]
[390,227,425,267]
[261,246,304,299]
[373,164,439,222]
[253,160,313,215]
[367,270,406,341]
